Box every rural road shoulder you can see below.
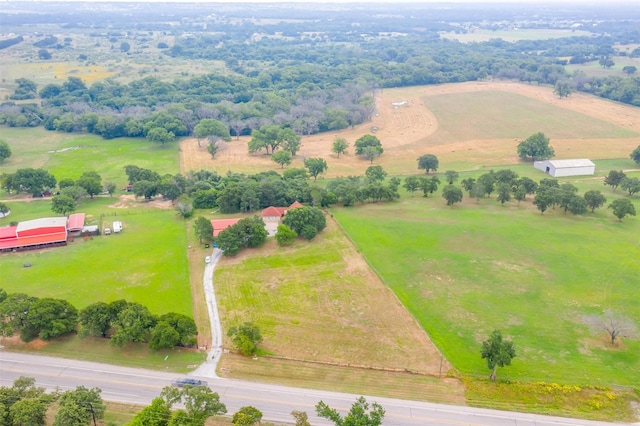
[0,351,630,426]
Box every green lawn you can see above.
[0,127,179,187]
[422,91,638,145]
[331,186,640,387]
[0,201,191,316]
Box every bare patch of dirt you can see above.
[108,194,173,210]
[0,335,48,350]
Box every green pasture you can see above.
[440,29,592,43]
[331,187,640,387]
[565,56,640,78]
[422,91,638,145]
[1,127,179,186]
[0,202,192,316]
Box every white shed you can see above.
[533,159,595,177]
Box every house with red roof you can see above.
[261,201,303,236]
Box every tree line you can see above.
[0,289,197,350]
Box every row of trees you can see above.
[0,289,197,350]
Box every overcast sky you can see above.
[1,0,628,3]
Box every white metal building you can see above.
[533,159,595,177]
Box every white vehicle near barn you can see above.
[113,221,123,233]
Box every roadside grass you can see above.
[0,127,179,186]
[1,335,205,373]
[464,379,640,422]
[218,353,465,405]
[0,207,192,316]
[422,90,638,145]
[330,189,640,388]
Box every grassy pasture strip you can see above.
[218,353,465,405]
[421,90,637,145]
[0,128,180,186]
[214,218,449,376]
[1,335,205,374]
[0,207,192,316]
[440,29,593,43]
[464,379,639,423]
[331,194,640,388]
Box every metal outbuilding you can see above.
[533,159,595,177]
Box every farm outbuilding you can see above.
[533,159,595,177]
[0,217,68,252]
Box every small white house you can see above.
[533,159,595,177]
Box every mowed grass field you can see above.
[1,127,179,187]
[0,201,191,316]
[331,184,640,387]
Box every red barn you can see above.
[0,217,68,252]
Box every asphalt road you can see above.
[0,351,628,426]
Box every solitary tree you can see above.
[232,406,263,426]
[620,177,640,196]
[227,322,263,356]
[193,216,214,244]
[332,137,349,158]
[442,185,463,206]
[584,190,607,212]
[365,165,387,182]
[444,170,459,185]
[51,195,76,216]
[0,140,11,162]
[554,80,574,98]
[608,198,636,221]
[403,176,420,195]
[316,396,385,426]
[481,330,516,381]
[354,134,383,161]
[604,170,626,191]
[631,145,640,165]
[585,310,638,346]
[417,154,439,173]
[517,132,554,161]
[76,171,102,198]
[194,118,231,147]
[272,150,292,168]
[304,158,328,181]
[207,141,219,159]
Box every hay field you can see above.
[213,216,465,401]
[180,81,640,177]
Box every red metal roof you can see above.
[16,217,67,237]
[0,231,66,250]
[261,206,286,217]
[211,218,242,237]
[289,201,304,209]
[67,213,85,231]
[0,226,17,240]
